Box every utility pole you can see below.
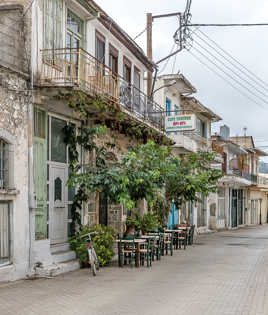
[147,13,153,97]
[146,12,183,99]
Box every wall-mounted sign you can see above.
[165,114,196,132]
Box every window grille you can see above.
[0,139,8,190]
[0,202,11,265]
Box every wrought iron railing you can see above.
[257,175,268,185]
[230,169,257,183]
[40,48,164,130]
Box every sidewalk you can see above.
[1,226,268,315]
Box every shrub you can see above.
[69,224,117,267]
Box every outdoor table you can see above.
[116,239,146,267]
[139,235,160,240]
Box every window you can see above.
[123,56,132,84]
[0,202,11,265]
[174,105,179,115]
[196,118,207,138]
[96,31,105,63]
[66,10,84,50]
[0,139,8,190]
[43,0,63,50]
[133,67,141,110]
[109,44,118,74]
[166,98,171,116]
[51,117,67,163]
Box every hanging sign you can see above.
[165,114,196,132]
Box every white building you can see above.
[0,0,166,281]
[154,74,222,233]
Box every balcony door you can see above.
[133,67,141,112]
[66,10,84,79]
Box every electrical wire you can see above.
[193,39,268,100]
[158,43,176,74]
[187,49,268,112]
[186,23,268,27]
[172,46,178,74]
[197,29,268,90]
[191,44,268,106]
[194,32,268,95]
[133,27,148,41]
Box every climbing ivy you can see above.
[58,90,174,232]
[57,90,173,146]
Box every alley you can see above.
[1,226,268,315]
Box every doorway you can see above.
[99,192,108,226]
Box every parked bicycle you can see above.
[79,232,100,276]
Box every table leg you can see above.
[118,243,121,267]
[136,243,140,267]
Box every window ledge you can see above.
[0,189,20,196]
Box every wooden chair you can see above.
[163,232,173,256]
[188,225,195,245]
[139,237,154,267]
[119,237,136,267]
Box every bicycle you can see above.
[80,232,100,276]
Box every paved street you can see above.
[1,226,268,315]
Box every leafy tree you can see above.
[165,152,223,210]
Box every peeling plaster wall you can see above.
[0,67,31,282]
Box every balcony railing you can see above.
[230,169,257,183]
[40,48,164,130]
[257,175,268,186]
[179,131,211,151]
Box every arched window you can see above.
[0,139,8,190]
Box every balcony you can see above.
[170,131,211,153]
[39,48,164,130]
[228,170,257,184]
[257,176,268,186]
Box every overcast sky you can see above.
[96,0,268,159]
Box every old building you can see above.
[0,0,166,280]
[212,128,268,230]
[154,74,222,233]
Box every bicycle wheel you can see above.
[92,247,100,271]
[92,261,97,276]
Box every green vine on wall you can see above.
[58,90,173,232]
[57,90,173,146]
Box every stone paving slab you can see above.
[1,226,268,315]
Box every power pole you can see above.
[146,12,183,99]
[147,13,153,97]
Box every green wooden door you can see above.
[33,109,48,240]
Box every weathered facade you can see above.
[212,129,268,230]
[154,74,222,233]
[0,0,167,280]
[0,3,32,281]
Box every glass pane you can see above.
[68,204,72,219]
[34,108,46,139]
[54,177,62,201]
[0,202,10,265]
[67,10,83,36]
[51,117,67,163]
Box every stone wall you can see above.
[0,66,31,281]
[0,2,31,75]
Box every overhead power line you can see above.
[187,49,268,112]
[193,39,268,101]
[191,44,268,107]
[197,29,268,90]
[133,26,148,40]
[186,23,268,27]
